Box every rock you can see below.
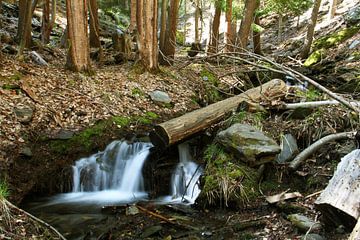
[345,5,360,25]
[276,134,299,163]
[300,233,325,240]
[125,205,139,215]
[216,124,280,166]
[349,39,360,49]
[0,30,13,44]
[2,44,17,55]
[149,90,171,104]
[30,51,48,66]
[288,214,322,232]
[54,129,74,140]
[140,225,162,238]
[14,106,34,123]
[20,147,32,157]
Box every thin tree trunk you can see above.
[50,0,56,32]
[65,0,91,72]
[41,0,51,43]
[253,0,261,55]
[277,14,282,43]
[31,0,38,15]
[160,0,180,65]
[225,0,234,52]
[129,0,136,31]
[137,0,158,71]
[89,0,101,48]
[300,0,322,59]
[328,0,337,19]
[194,0,199,43]
[237,0,258,49]
[208,1,221,54]
[159,0,168,53]
[17,0,32,57]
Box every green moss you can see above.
[131,87,145,97]
[225,111,266,129]
[145,111,159,119]
[176,30,185,45]
[295,88,322,101]
[200,68,223,104]
[112,116,131,127]
[304,49,326,67]
[202,144,259,206]
[0,180,9,199]
[313,26,360,49]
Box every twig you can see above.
[289,132,356,170]
[305,190,323,199]
[181,164,202,202]
[276,100,360,110]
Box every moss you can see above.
[201,144,259,206]
[200,68,223,104]
[304,49,326,67]
[131,87,145,97]
[313,26,360,49]
[176,30,185,45]
[225,111,267,129]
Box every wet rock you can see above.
[149,90,171,104]
[14,106,33,123]
[140,225,162,238]
[20,147,32,157]
[288,214,321,232]
[276,134,299,163]
[300,234,325,240]
[54,129,74,140]
[125,205,139,215]
[345,5,360,25]
[216,124,280,166]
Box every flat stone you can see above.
[349,39,360,49]
[216,124,280,166]
[288,214,322,232]
[149,90,171,104]
[54,129,74,140]
[276,134,299,163]
[20,147,32,157]
[14,106,34,123]
[125,205,139,216]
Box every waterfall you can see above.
[168,143,203,204]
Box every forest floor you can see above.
[1,0,360,239]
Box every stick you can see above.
[277,100,360,110]
[289,132,356,170]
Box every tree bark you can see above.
[253,0,261,55]
[41,0,51,43]
[328,0,337,19]
[315,149,360,229]
[129,0,136,31]
[65,0,91,72]
[150,79,286,148]
[237,0,258,49]
[194,0,200,43]
[300,0,322,59]
[17,0,32,48]
[207,1,221,54]
[137,0,158,71]
[159,0,168,52]
[225,0,234,52]
[89,0,101,48]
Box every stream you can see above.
[23,140,203,239]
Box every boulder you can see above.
[149,90,171,104]
[288,214,322,232]
[276,134,299,163]
[216,124,280,166]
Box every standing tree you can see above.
[194,0,200,43]
[65,0,91,71]
[208,0,221,54]
[159,0,168,52]
[17,0,32,57]
[328,0,337,19]
[41,0,50,43]
[225,0,235,52]
[252,0,262,55]
[137,0,159,71]
[160,0,180,65]
[129,0,136,31]
[237,0,258,49]
[300,0,322,59]
[89,0,101,48]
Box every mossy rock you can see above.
[313,25,360,50]
[304,49,326,67]
[200,144,259,207]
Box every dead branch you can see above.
[289,131,356,170]
[277,100,360,110]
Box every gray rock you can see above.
[149,90,171,104]
[14,106,33,123]
[276,134,299,163]
[349,39,360,49]
[216,124,280,165]
[288,214,322,232]
[140,225,162,238]
[125,205,139,215]
[54,129,74,140]
[300,234,325,240]
[20,147,32,157]
[345,4,360,25]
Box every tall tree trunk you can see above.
[129,0,136,31]
[225,0,234,52]
[252,0,261,55]
[277,14,282,42]
[17,0,32,57]
[159,0,168,53]
[328,0,337,19]
[194,0,199,43]
[208,1,221,54]
[137,0,158,71]
[300,0,322,59]
[17,0,32,47]
[41,0,50,43]
[237,0,257,49]
[89,0,101,48]
[65,0,91,72]
[160,0,180,65]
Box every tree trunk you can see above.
[65,0,91,72]
[278,14,282,42]
[328,0,337,19]
[237,0,257,49]
[253,1,261,55]
[41,0,51,43]
[315,149,360,229]
[89,0,101,48]
[137,0,158,71]
[150,79,286,148]
[225,0,234,52]
[300,0,322,59]
[129,0,136,31]
[194,0,200,43]
[158,0,168,64]
[17,0,32,48]
[207,1,221,54]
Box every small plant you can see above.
[0,180,9,199]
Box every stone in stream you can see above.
[216,124,280,166]
[276,134,299,164]
[149,90,171,104]
[14,105,34,123]
[288,214,322,232]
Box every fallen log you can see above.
[315,149,360,230]
[150,79,286,148]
